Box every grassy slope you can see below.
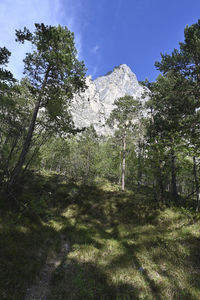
[0,174,200,300]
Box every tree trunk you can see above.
[84,151,90,185]
[118,150,122,185]
[158,162,164,201]
[171,147,178,201]
[193,156,200,212]
[8,67,50,188]
[153,180,157,202]
[121,129,126,191]
[137,140,142,190]
[23,131,53,174]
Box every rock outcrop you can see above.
[71,64,149,135]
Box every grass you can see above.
[0,173,200,299]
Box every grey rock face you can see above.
[70,64,149,135]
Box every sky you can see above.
[1,0,200,82]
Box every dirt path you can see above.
[25,236,70,300]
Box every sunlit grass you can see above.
[48,180,200,300]
[1,175,200,299]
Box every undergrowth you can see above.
[0,172,200,299]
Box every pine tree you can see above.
[155,20,200,207]
[107,95,140,190]
[8,23,86,187]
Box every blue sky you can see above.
[1,0,200,82]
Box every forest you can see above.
[0,21,200,300]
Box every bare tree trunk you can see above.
[193,156,200,212]
[8,67,50,188]
[121,129,126,191]
[118,150,122,185]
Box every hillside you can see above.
[1,174,200,300]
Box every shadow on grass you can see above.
[49,258,139,300]
[0,172,69,300]
[1,173,200,299]
[0,213,62,300]
[52,182,200,300]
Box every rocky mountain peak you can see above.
[113,64,137,76]
[71,64,149,135]
[102,64,138,84]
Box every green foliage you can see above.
[107,95,141,190]
[15,22,87,135]
[29,197,48,216]
[0,46,15,86]
[107,95,140,129]
[155,19,200,78]
[0,82,32,182]
[16,23,86,95]
[95,137,121,181]
[0,175,62,299]
[0,23,87,187]
[149,20,200,204]
[155,20,200,150]
[148,72,195,138]
[40,137,70,173]
[39,131,139,186]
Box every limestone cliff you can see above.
[70,64,149,135]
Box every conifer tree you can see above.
[8,23,86,187]
[107,95,140,190]
[155,20,200,207]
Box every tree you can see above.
[107,95,140,190]
[155,21,200,150]
[95,136,121,182]
[146,72,195,201]
[0,46,15,86]
[8,23,86,188]
[155,20,200,208]
[0,47,17,184]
